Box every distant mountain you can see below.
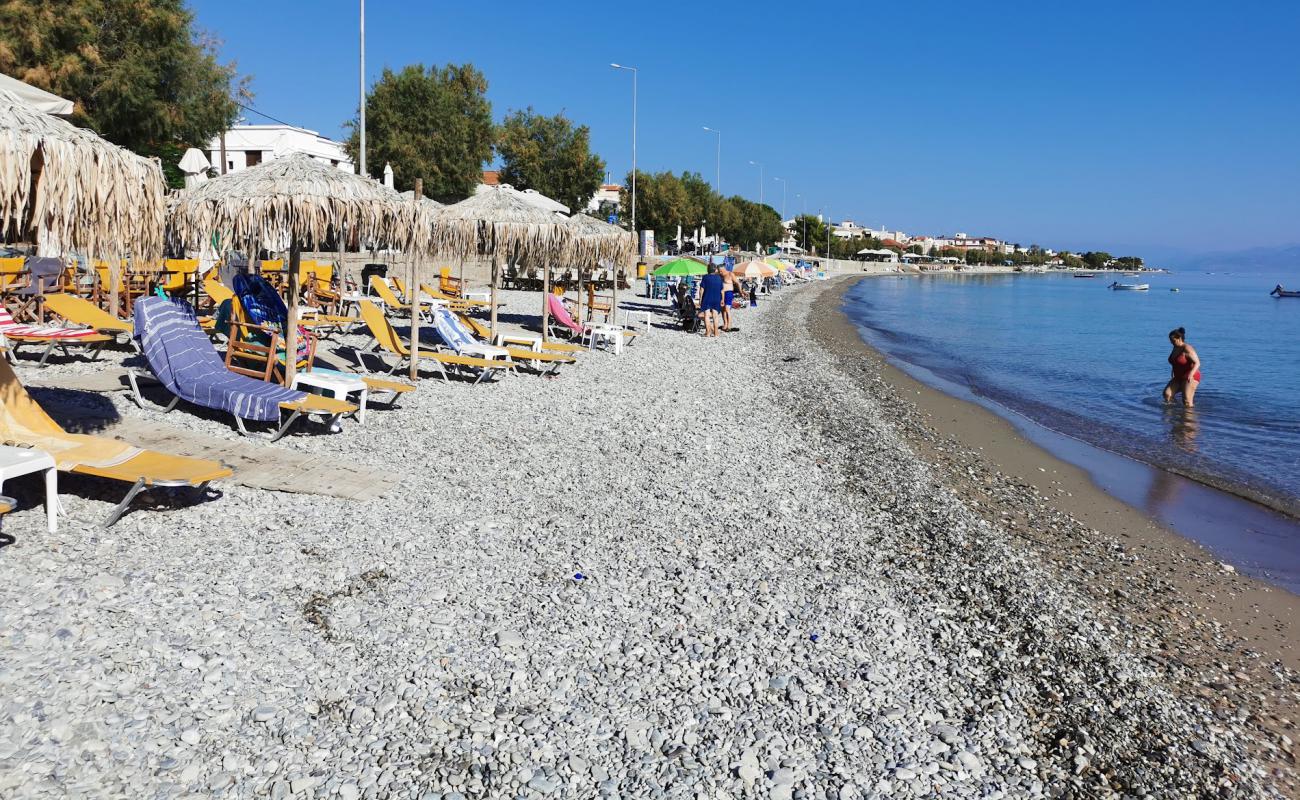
[1170,244,1300,272]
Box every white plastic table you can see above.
[586,324,624,355]
[0,445,58,532]
[493,333,542,352]
[292,373,368,426]
[464,290,492,304]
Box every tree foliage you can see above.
[618,170,783,250]
[497,108,604,213]
[0,0,245,185]
[346,63,493,200]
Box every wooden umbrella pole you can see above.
[541,259,551,342]
[285,243,301,385]
[408,178,423,381]
[489,254,501,339]
[611,255,621,327]
[576,263,583,324]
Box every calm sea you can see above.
[843,270,1300,516]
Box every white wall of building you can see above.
[206,125,354,174]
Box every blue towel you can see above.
[431,307,478,354]
[133,296,304,423]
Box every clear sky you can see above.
[189,0,1300,260]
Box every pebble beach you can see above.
[1,277,1296,798]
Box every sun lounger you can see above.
[429,306,575,375]
[0,306,112,366]
[41,293,137,349]
[368,275,436,319]
[355,300,509,384]
[0,358,231,526]
[129,296,355,440]
[454,310,586,355]
[546,294,637,349]
[419,282,491,309]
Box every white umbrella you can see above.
[178,148,211,189]
[0,72,73,115]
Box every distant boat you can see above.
[1074,272,1097,278]
[1272,284,1300,298]
[1170,288,1180,293]
[1109,281,1149,291]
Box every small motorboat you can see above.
[1271,284,1300,298]
[1073,272,1097,278]
[1109,281,1149,291]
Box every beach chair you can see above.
[368,275,425,317]
[128,296,356,441]
[355,300,509,384]
[0,306,112,367]
[226,293,413,415]
[0,358,232,526]
[454,309,586,356]
[41,293,136,349]
[439,267,462,297]
[8,257,65,322]
[546,294,638,349]
[158,259,199,297]
[430,305,576,375]
[584,284,614,323]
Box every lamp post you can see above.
[610,63,638,238]
[773,176,787,221]
[748,160,764,204]
[702,126,721,194]
[359,0,366,178]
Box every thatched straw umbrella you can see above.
[0,89,166,313]
[169,152,435,382]
[433,186,574,339]
[564,212,636,323]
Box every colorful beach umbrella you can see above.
[653,258,708,277]
[733,260,776,278]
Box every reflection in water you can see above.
[1145,465,1183,511]
[1164,406,1200,454]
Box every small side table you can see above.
[586,324,624,355]
[0,445,58,532]
[464,290,492,304]
[292,373,369,426]
[620,310,652,335]
[493,333,542,352]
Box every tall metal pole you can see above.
[774,177,787,221]
[749,161,764,204]
[359,0,366,178]
[611,64,638,241]
[703,126,721,194]
[797,193,806,251]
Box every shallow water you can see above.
[844,270,1300,514]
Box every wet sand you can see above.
[811,275,1300,788]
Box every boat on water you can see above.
[1073,273,1097,278]
[1109,281,1150,291]
[1272,284,1300,298]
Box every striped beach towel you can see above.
[431,306,507,359]
[133,296,304,423]
[0,306,101,339]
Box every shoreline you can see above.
[809,274,1299,786]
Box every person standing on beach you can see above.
[1163,327,1202,407]
[720,266,738,332]
[698,264,724,337]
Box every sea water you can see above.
[843,270,1300,516]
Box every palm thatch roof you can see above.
[168,152,435,255]
[434,184,572,264]
[565,212,636,265]
[398,190,445,211]
[0,89,165,261]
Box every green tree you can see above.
[1082,251,1113,270]
[497,107,605,213]
[346,63,493,199]
[0,0,246,187]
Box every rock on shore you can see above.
[0,285,1280,797]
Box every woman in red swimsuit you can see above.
[1163,326,1202,407]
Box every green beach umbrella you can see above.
[653,258,708,277]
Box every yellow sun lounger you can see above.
[454,311,587,356]
[356,300,510,384]
[0,358,232,526]
[40,293,139,348]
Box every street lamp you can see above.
[748,160,764,204]
[359,0,366,177]
[610,63,638,238]
[702,126,721,194]
[773,176,787,221]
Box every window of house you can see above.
[246,150,263,167]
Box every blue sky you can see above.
[189,0,1299,260]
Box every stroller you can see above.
[677,290,700,333]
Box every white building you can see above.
[206,124,353,174]
[584,183,623,215]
